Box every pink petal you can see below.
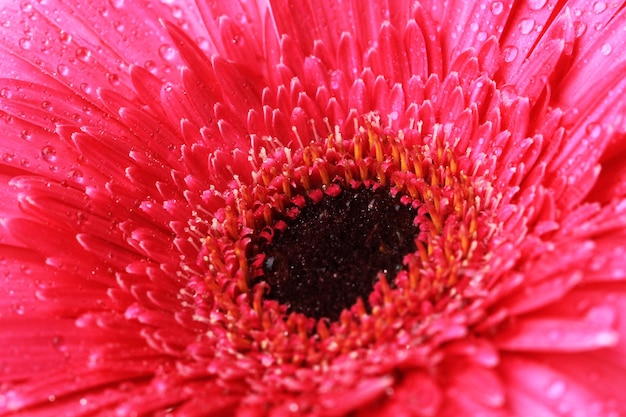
[502,355,625,416]
[495,309,619,352]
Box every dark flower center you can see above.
[255,185,419,321]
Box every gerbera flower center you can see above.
[254,185,419,321]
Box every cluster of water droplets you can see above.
[499,0,618,65]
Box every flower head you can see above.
[1,0,626,415]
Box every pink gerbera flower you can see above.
[2,0,626,415]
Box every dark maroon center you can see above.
[256,186,419,321]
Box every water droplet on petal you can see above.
[159,44,176,61]
[13,303,25,315]
[470,22,479,32]
[59,31,72,44]
[601,43,612,55]
[20,129,32,140]
[144,60,157,74]
[80,83,92,94]
[41,145,57,162]
[41,101,52,110]
[2,152,15,162]
[75,47,91,62]
[502,46,519,62]
[20,1,33,13]
[57,64,69,76]
[491,1,504,15]
[526,0,547,10]
[68,169,84,183]
[518,18,535,34]
[108,73,120,85]
[196,37,210,51]
[574,22,587,37]
[109,0,124,8]
[586,122,602,138]
[171,5,183,19]
[0,88,11,99]
[593,1,607,13]
[19,37,32,50]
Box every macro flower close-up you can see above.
[1,0,626,415]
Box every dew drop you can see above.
[80,82,92,94]
[518,18,535,34]
[13,303,25,315]
[574,22,587,37]
[491,1,504,15]
[586,122,602,138]
[109,0,124,8]
[41,101,52,110]
[68,168,84,183]
[470,22,479,32]
[0,88,11,99]
[601,43,612,55]
[593,1,607,13]
[158,44,176,61]
[107,73,120,85]
[171,5,183,19]
[526,0,547,10]
[20,129,32,140]
[41,145,57,162]
[113,20,125,32]
[20,1,33,12]
[75,47,91,62]
[144,60,157,74]
[197,37,210,51]
[19,37,33,50]
[2,152,15,162]
[59,31,71,44]
[57,64,69,76]
[502,46,519,62]
[477,31,487,41]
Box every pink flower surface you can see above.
[1,0,626,416]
